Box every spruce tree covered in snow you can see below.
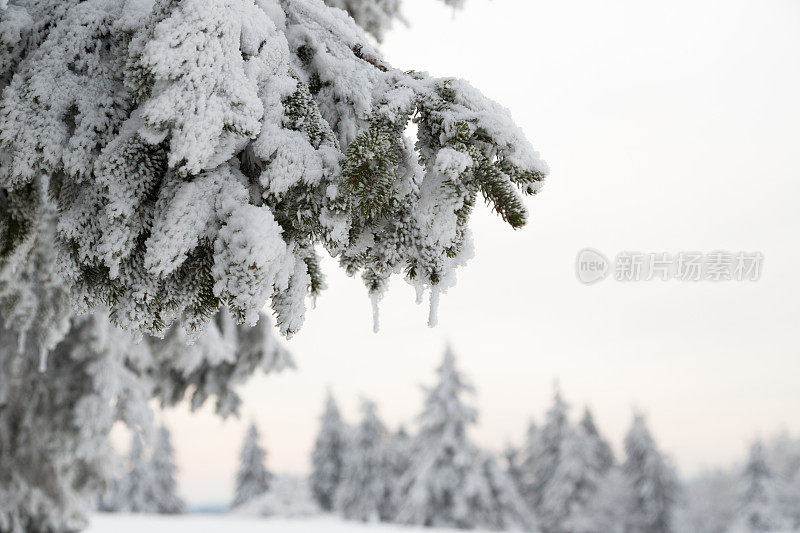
[334,398,393,522]
[0,0,547,351]
[148,426,184,514]
[674,434,800,533]
[538,426,605,533]
[108,426,183,514]
[0,186,288,529]
[388,426,413,478]
[622,414,679,533]
[310,392,348,511]
[397,347,534,531]
[515,401,620,533]
[0,314,151,533]
[0,307,288,531]
[580,408,614,474]
[518,420,542,503]
[115,433,157,513]
[729,440,787,532]
[0,0,545,526]
[504,442,526,496]
[481,454,539,532]
[382,425,414,520]
[675,469,738,533]
[581,467,630,533]
[528,395,608,533]
[233,423,273,508]
[762,434,800,530]
[525,389,571,513]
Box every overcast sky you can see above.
[143,0,800,505]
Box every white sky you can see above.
[153,0,800,505]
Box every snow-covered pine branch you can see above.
[148,309,294,417]
[0,0,548,348]
[0,1,545,531]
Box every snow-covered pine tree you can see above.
[763,434,800,530]
[0,314,152,533]
[536,406,617,533]
[310,392,348,511]
[334,398,393,522]
[397,347,533,531]
[520,393,614,533]
[675,468,738,533]
[115,432,158,513]
[783,468,800,531]
[580,467,630,533]
[110,425,184,514]
[148,425,185,514]
[539,426,604,533]
[382,425,413,520]
[504,442,526,496]
[482,454,539,532]
[622,413,679,533]
[728,440,787,532]
[0,232,287,529]
[0,309,288,531]
[397,346,480,527]
[0,0,548,351]
[388,425,413,478]
[0,0,546,529]
[518,419,541,503]
[0,191,290,529]
[0,183,290,528]
[580,407,614,474]
[233,422,273,508]
[526,388,571,513]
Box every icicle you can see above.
[427,286,440,328]
[370,292,380,333]
[38,346,48,373]
[16,329,26,355]
[414,284,425,305]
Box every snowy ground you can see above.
[87,514,482,533]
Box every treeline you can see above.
[307,347,677,532]
[680,435,800,533]
[100,426,184,515]
[111,347,800,533]
[303,347,800,533]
